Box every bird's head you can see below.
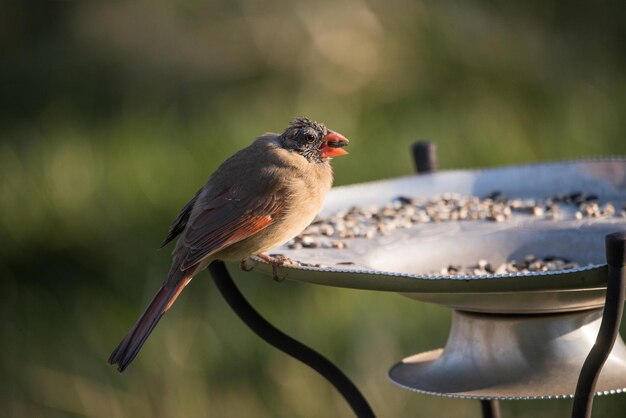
[279,117,349,163]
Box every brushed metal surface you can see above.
[388,309,626,399]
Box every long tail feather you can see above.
[109,276,191,372]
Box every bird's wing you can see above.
[175,186,286,271]
[160,188,203,248]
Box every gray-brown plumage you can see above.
[108,118,349,372]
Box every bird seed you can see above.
[435,255,581,276]
[285,191,624,250]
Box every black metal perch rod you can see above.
[208,261,376,418]
[480,399,502,418]
[572,232,626,418]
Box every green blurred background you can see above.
[2,0,626,417]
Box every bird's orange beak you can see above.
[320,131,349,158]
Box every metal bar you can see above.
[411,141,438,174]
[208,261,376,418]
[572,232,626,418]
[480,399,501,418]
[412,141,502,418]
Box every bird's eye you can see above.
[304,133,316,142]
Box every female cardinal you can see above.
[109,118,349,371]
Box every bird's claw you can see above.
[256,253,293,282]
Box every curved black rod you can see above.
[208,261,376,418]
[572,232,626,418]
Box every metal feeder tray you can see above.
[237,158,626,400]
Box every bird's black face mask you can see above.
[280,118,329,163]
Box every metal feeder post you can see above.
[412,140,500,418]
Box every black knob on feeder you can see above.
[411,141,438,174]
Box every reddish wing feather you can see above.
[111,188,285,372]
[177,188,284,270]
[180,213,274,269]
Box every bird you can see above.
[108,117,349,372]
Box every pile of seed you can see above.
[286,191,625,250]
[436,255,581,276]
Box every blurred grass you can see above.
[2,0,626,417]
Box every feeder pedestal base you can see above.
[389,308,626,400]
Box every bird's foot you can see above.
[256,253,293,281]
[240,258,257,272]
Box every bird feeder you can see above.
[241,158,626,413]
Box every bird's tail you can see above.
[108,274,192,372]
